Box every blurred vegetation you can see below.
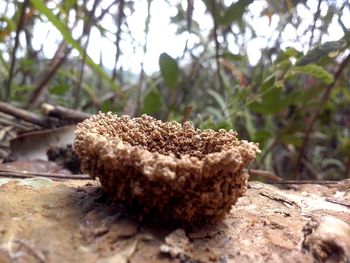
[0,0,350,180]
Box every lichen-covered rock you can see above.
[74,113,260,224]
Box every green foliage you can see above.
[220,0,254,26]
[296,40,347,66]
[249,86,289,115]
[159,53,179,89]
[62,0,77,12]
[287,64,334,84]
[143,87,163,114]
[50,84,69,96]
[1,0,349,180]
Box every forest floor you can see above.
[1,177,350,263]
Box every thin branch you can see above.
[6,0,30,101]
[259,139,278,163]
[28,0,110,107]
[75,0,101,109]
[135,0,152,115]
[186,0,194,32]
[182,105,193,123]
[246,168,282,181]
[324,197,350,208]
[96,1,117,21]
[308,0,322,48]
[97,49,103,91]
[337,3,348,34]
[75,38,89,109]
[0,170,91,180]
[293,53,350,179]
[28,42,70,107]
[301,158,319,179]
[210,0,224,93]
[15,240,46,263]
[112,0,125,81]
[266,180,341,185]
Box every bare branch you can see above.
[6,0,30,100]
[0,101,47,127]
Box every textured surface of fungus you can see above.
[74,113,260,224]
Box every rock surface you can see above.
[1,177,350,262]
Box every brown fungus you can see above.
[74,113,260,224]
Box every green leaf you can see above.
[206,106,223,119]
[276,59,292,71]
[249,86,289,115]
[143,88,163,114]
[159,53,179,89]
[244,108,256,138]
[291,87,320,104]
[201,0,221,22]
[171,4,185,23]
[296,40,347,66]
[14,85,35,92]
[249,101,271,114]
[220,0,253,26]
[253,130,271,142]
[207,89,226,111]
[216,120,233,130]
[101,100,112,113]
[220,52,244,61]
[63,0,77,12]
[0,16,16,39]
[50,84,69,96]
[279,134,302,147]
[289,64,334,84]
[253,130,271,148]
[31,0,119,92]
[0,52,9,73]
[261,73,276,92]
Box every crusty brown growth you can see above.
[74,113,260,224]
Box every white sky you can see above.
[0,0,348,75]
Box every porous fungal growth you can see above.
[74,113,260,224]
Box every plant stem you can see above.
[136,0,152,115]
[308,0,322,48]
[112,0,125,82]
[210,0,224,94]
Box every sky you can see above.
[1,0,349,75]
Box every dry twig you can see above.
[247,169,282,181]
[0,169,91,180]
[42,103,90,123]
[0,101,47,127]
[266,180,341,185]
[182,105,193,124]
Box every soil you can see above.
[0,177,350,263]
